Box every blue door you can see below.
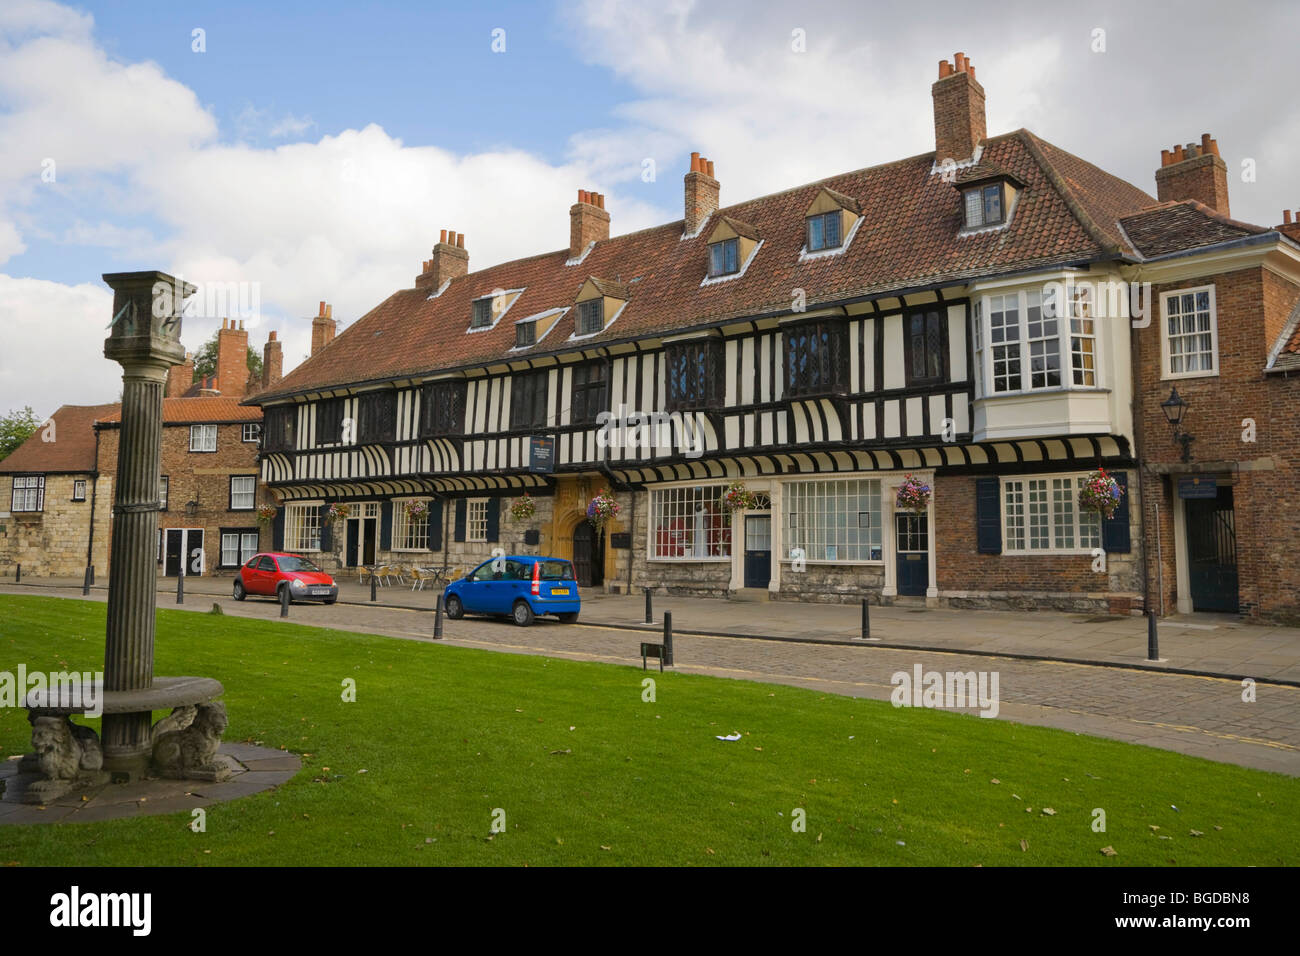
[895,513,928,597]
[463,561,495,613]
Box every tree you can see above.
[192,331,263,385]
[0,406,43,462]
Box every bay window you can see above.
[974,285,1101,396]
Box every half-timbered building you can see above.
[246,53,1300,618]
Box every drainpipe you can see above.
[85,426,102,583]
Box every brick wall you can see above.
[1135,265,1300,621]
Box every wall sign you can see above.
[529,435,555,473]
[1178,476,1218,499]
[610,532,631,550]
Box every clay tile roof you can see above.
[951,159,1022,187]
[587,276,630,300]
[0,404,117,474]
[716,215,761,241]
[252,129,1166,403]
[96,397,262,426]
[1119,199,1269,259]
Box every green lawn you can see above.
[0,593,1294,866]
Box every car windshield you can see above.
[278,556,323,573]
[538,561,575,581]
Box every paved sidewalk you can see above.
[11,573,1300,684]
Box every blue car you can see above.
[442,555,581,626]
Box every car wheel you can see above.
[558,611,579,624]
[445,594,464,620]
[233,579,246,601]
[512,600,535,627]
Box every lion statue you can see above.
[151,701,231,781]
[18,716,108,804]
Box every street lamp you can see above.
[185,498,199,517]
[1160,387,1194,463]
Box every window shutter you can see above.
[454,499,467,542]
[1101,471,1131,554]
[428,499,443,552]
[379,501,393,551]
[486,497,500,543]
[272,507,285,551]
[975,477,1001,554]
[319,504,333,552]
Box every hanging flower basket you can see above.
[895,474,932,514]
[723,480,757,519]
[256,505,277,526]
[404,499,428,521]
[1079,468,1125,519]
[325,502,351,523]
[510,492,536,522]
[586,490,621,530]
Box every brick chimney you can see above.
[215,317,249,398]
[166,351,195,398]
[1277,209,1300,243]
[1156,134,1230,217]
[311,301,336,356]
[932,52,987,164]
[569,190,610,259]
[262,330,283,390]
[415,230,469,292]
[684,152,719,237]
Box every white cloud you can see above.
[0,275,116,414]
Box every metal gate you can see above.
[1186,487,1238,613]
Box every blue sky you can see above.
[2,0,1298,415]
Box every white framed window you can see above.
[189,424,217,452]
[1002,475,1101,554]
[11,475,44,512]
[394,498,431,551]
[974,285,1102,396]
[159,476,169,511]
[242,423,261,443]
[72,479,87,501]
[466,499,489,543]
[1161,285,1218,379]
[285,503,322,552]
[783,478,882,563]
[229,476,256,511]
[221,532,260,568]
[649,484,731,560]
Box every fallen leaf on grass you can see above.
[549,749,571,755]
[1041,808,1056,816]
[705,847,715,855]
[1019,839,1028,852]
[1100,846,1118,857]
[1189,830,1203,837]
[990,779,1000,785]
[816,833,822,843]
[1148,825,1160,832]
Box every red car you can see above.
[234,552,339,604]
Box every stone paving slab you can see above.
[0,743,301,825]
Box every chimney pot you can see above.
[706,160,715,177]
[954,52,966,72]
[1201,133,1213,152]
[439,229,447,243]
[1284,209,1293,224]
[690,151,701,173]
[938,59,952,79]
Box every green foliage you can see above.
[0,406,43,461]
[0,594,1295,867]
[191,332,263,385]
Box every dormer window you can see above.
[806,211,842,251]
[577,299,604,335]
[964,183,1005,229]
[471,298,493,329]
[515,321,536,347]
[709,238,739,277]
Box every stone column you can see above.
[100,271,191,777]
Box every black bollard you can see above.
[663,610,674,667]
[14,564,19,583]
[433,592,444,639]
[280,585,290,618]
[370,571,377,603]
[1146,608,1160,661]
[176,567,184,604]
[644,586,652,624]
[861,597,870,640]
[82,566,92,596]
[88,565,95,586]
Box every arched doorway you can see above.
[572,520,604,588]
